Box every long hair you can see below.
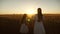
[37,8,43,22]
[21,14,27,23]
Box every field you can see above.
[0,14,60,34]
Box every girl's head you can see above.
[21,14,27,23]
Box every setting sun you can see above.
[0,0,59,14]
[25,9,37,18]
[25,9,37,14]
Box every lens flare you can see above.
[27,18,30,22]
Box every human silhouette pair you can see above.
[19,8,45,34]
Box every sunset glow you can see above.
[25,10,37,14]
[0,0,60,14]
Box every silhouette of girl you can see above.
[34,8,45,34]
[19,14,29,34]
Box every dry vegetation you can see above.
[43,14,60,34]
[0,14,60,34]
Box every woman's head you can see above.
[37,8,42,22]
[38,8,41,11]
[37,8,42,14]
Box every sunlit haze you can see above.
[0,0,60,14]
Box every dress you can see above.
[34,15,45,34]
[20,23,28,33]
[19,15,29,33]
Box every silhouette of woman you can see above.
[37,8,43,22]
[34,8,45,34]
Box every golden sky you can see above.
[0,0,60,14]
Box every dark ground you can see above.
[0,14,60,34]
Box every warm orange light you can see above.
[25,9,37,14]
[25,10,36,19]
